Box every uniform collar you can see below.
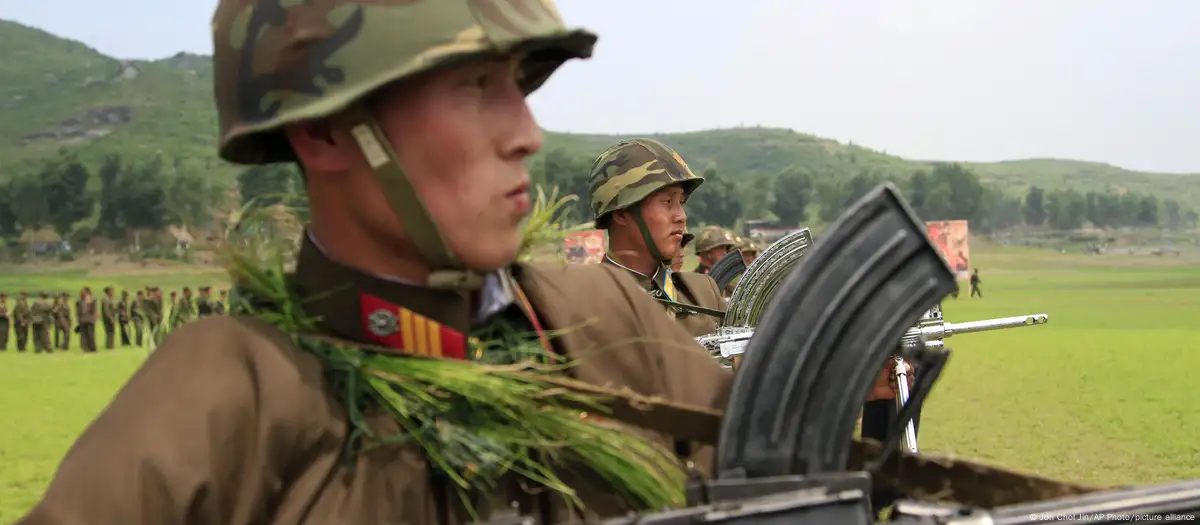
[602,253,667,287]
[293,231,516,357]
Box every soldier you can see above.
[671,232,694,273]
[0,293,9,351]
[53,293,71,350]
[17,3,730,522]
[213,289,228,315]
[30,292,52,353]
[691,225,738,275]
[146,287,163,337]
[117,290,131,346]
[736,236,763,267]
[75,287,97,353]
[970,268,983,298]
[130,290,145,346]
[100,287,118,350]
[175,287,195,327]
[589,139,726,337]
[166,290,178,328]
[196,286,213,316]
[13,291,30,352]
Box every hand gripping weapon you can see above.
[478,184,1138,524]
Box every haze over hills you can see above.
[2,18,1198,210]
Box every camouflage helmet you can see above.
[212,1,596,164]
[736,236,764,255]
[211,0,596,290]
[587,139,704,228]
[693,225,737,255]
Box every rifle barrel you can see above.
[945,313,1048,337]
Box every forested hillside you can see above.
[1,18,1196,251]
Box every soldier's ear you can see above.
[284,120,353,176]
[610,209,633,228]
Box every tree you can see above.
[1163,199,1182,230]
[42,149,94,238]
[1135,195,1158,227]
[1023,186,1046,226]
[237,165,296,208]
[117,158,169,231]
[0,183,18,237]
[8,175,50,235]
[770,167,813,226]
[688,166,742,227]
[906,169,929,212]
[97,154,124,238]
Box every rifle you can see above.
[475,183,971,524]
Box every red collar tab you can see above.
[359,292,466,360]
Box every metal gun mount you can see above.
[698,306,1050,368]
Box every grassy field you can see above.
[0,244,1198,521]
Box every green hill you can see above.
[2,19,1198,209]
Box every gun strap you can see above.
[653,297,726,318]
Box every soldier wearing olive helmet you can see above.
[692,225,739,275]
[17,2,730,523]
[588,139,726,337]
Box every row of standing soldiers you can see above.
[0,286,228,353]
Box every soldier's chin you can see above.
[455,238,522,272]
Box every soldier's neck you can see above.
[310,219,435,286]
[607,244,660,277]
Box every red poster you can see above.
[925,220,970,280]
[564,230,605,264]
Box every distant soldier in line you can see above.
[146,288,163,336]
[129,290,145,346]
[117,290,131,346]
[75,287,97,353]
[13,291,31,352]
[53,293,72,350]
[970,268,983,298]
[175,287,195,327]
[212,289,228,315]
[167,291,179,328]
[195,286,213,317]
[0,293,9,351]
[101,287,118,350]
[31,292,53,353]
[691,226,738,275]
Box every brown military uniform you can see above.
[75,297,97,353]
[53,295,71,350]
[18,238,732,524]
[129,295,145,346]
[30,296,53,353]
[101,293,118,349]
[117,293,131,346]
[13,298,31,352]
[602,256,725,337]
[0,299,9,350]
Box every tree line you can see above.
[0,149,228,246]
[531,148,1200,232]
[1,146,1194,252]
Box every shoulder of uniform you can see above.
[152,316,329,397]
[515,261,651,305]
[674,271,722,299]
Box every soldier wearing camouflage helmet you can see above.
[18,2,730,523]
[736,235,764,267]
[589,139,726,337]
[692,225,738,275]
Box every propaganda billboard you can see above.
[564,230,606,264]
[925,220,970,280]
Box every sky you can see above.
[5,0,1200,173]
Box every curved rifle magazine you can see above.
[716,183,955,479]
[709,250,748,291]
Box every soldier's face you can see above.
[634,186,687,260]
[700,246,729,266]
[294,54,542,273]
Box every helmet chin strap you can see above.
[339,104,484,291]
[632,210,673,265]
